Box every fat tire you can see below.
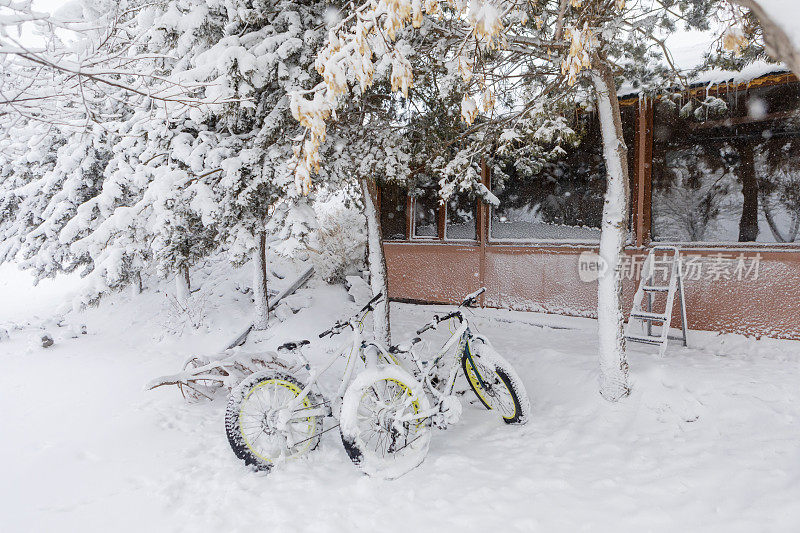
[225,370,324,471]
[461,340,531,425]
[339,366,431,479]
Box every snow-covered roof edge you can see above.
[619,60,791,100]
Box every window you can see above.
[445,190,476,240]
[651,81,800,244]
[412,179,440,238]
[490,113,608,242]
[380,185,407,240]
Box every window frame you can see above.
[410,195,443,241]
[648,87,800,250]
[378,185,411,242]
[443,194,479,243]
[486,170,604,246]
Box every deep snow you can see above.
[1,263,800,532]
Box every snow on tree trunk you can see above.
[732,0,800,77]
[591,63,631,402]
[253,232,270,331]
[130,271,142,297]
[176,266,190,305]
[360,178,391,346]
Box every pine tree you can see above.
[33,0,330,318]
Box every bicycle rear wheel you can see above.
[461,339,531,425]
[225,370,324,471]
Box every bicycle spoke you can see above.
[391,432,422,455]
[237,379,319,461]
[372,383,385,404]
[354,377,422,459]
[473,362,515,416]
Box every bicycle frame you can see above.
[279,323,356,417]
[394,309,494,425]
[277,316,391,433]
[272,289,491,434]
[419,320,470,399]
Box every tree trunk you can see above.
[732,0,800,77]
[130,271,142,297]
[761,192,788,242]
[736,143,759,242]
[176,265,190,304]
[591,62,631,402]
[360,177,391,346]
[253,231,270,330]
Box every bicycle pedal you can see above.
[431,413,448,430]
[439,395,462,425]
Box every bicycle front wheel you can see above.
[339,366,431,479]
[225,370,324,471]
[462,339,531,425]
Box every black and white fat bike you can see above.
[338,288,531,479]
[224,293,404,472]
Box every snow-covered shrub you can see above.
[162,291,210,337]
[310,204,366,284]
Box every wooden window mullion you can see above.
[405,194,413,240]
[438,199,446,240]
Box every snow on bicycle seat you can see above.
[388,337,420,354]
[277,339,310,351]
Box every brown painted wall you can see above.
[384,242,481,304]
[385,242,800,340]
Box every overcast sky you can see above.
[26,0,718,71]
[33,0,67,13]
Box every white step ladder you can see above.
[625,246,688,357]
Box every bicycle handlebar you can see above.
[318,318,349,338]
[415,323,433,335]
[413,287,483,335]
[460,287,486,308]
[318,292,384,338]
[415,310,463,335]
[359,292,383,313]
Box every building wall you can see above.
[385,242,800,339]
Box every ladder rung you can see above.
[642,285,670,292]
[626,335,663,345]
[631,311,668,322]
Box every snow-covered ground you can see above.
[1,263,800,532]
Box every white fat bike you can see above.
[225,289,530,479]
[225,293,402,472]
[338,288,531,478]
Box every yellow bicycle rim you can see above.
[464,360,518,421]
[360,378,424,430]
[238,379,316,465]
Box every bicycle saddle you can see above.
[388,337,420,354]
[277,339,310,351]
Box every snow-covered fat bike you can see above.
[224,293,410,472]
[339,288,531,479]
